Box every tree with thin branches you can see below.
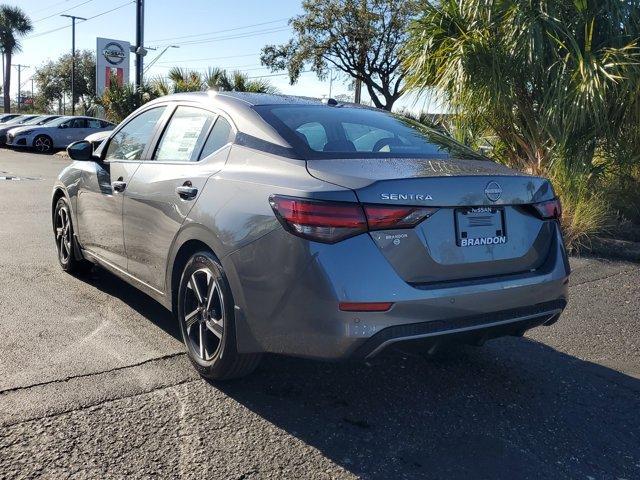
[261,0,419,111]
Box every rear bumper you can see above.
[351,299,565,359]
[227,224,570,360]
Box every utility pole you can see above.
[354,0,366,104]
[61,14,86,116]
[328,69,338,99]
[13,64,29,112]
[135,0,145,87]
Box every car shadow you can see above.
[72,265,639,478]
[73,266,181,342]
[214,339,640,479]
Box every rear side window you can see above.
[106,107,166,161]
[87,119,102,128]
[296,122,327,151]
[199,117,233,159]
[70,118,87,128]
[154,106,216,162]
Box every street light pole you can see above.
[135,0,145,87]
[61,14,86,116]
[143,45,178,74]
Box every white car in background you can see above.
[84,130,112,152]
[7,116,115,153]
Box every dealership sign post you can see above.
[96,37,131,96]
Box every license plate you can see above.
[455,207,507,247]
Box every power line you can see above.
[26,1,135,40]
[147,18,289,43]
[33,0,97,23]
[27,0,73,17]
[151,63,261,71]
[156,52,259,65]
[247,70,312,79]
[153,26,290,48]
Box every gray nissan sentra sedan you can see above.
[52,91,570,380]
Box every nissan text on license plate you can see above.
[455,207,507,247]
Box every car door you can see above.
[123,105,235,292]
[58,117,88,147]
[75,106,168,270]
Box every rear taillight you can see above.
[532,198,562,219]
[363,205,438,230]
[269,195,437,243]
[269,195,367,243]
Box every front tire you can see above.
[177,251,261,380]
[34,135,53,154]
[53,197,91,273]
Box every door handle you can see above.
[176,185,198,200]
[112,178,127,193]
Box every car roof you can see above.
[152,91,326,107]
[142,91,377,148]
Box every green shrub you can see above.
[547,162,612,252]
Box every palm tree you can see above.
[204,67,278,94]
[95,75,161,123]
[402,0,640,249]
[403,0,640,175]
[0,5,33,113]
[160,66,278,94]
[167,67,204,93]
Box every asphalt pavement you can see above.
[0,149,638,479]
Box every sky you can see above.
[8,0,439,113]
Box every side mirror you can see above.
[59,124,68,129]
[67,141,94,161]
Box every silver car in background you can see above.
[53,92,570,380]
[1,114,61,145]
[8,115,115,153]
[0,113,21,123]
[0,114,41,145]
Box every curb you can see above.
[577,237,640,263]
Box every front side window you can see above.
[154,106,216,162]
[105,107,166,161]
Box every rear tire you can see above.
[177,251,261,380]
[53,197,92,273]
[34,135,53,154]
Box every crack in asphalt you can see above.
[1,378,200,429]
[0,351,186,396]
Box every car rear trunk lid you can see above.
[307,157,558,284]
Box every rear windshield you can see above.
[254,104,484,160]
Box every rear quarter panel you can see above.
[165,144,355,309]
